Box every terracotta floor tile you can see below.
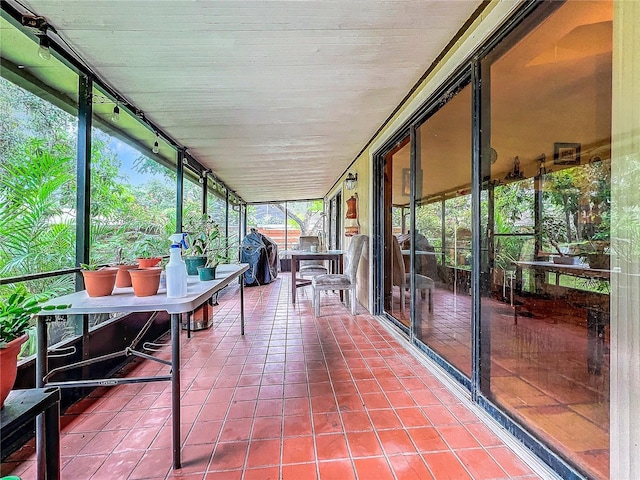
[487,446,536,477]
[318,459,356,480]
[341,411,374,432]
[218,418,253,442]
[353,457,395,480]
[78,428,128,455]
[255,398,283,417]
[114,425,162,452]
[437,424,481,450]
[423,405,460,426]
[361,392,392,410]
[346,431,383,457]
[205,470,242,479]
[251,416,283,439]
[246,438,282,467]
[378,428,417,455]
[284,413,313,437]
[281,462,317,480]
[92,450,144,479]
[388,454,435,480]
[315,433,350,460]
[243,465,280,480]
[457,448,509,479]
[313,411,344,435]
[185,421,223,446]
[60,453,107,479]
[282,435,315,464]
[368,409,402,430]
[226,400,256,419]
[408,427,448,453]
[422,451,472,480]
[209,441,248,471]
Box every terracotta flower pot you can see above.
[1,334,28,408]
[82,268,118,297]
[137,257,162,268]
[129,268,162,297]
[115,264,139,288]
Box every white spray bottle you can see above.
[166,233,188,298]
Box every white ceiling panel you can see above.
[22,0,483,203]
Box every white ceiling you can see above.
[21,0,483,203]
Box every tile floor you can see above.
[2,274,545,480]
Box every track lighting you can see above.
[111,104,120,122]
[38,35,51,60]
[152,134,159,154]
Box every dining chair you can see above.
[392,235,434,313]
[312,234,367,316]
[298,236,328,277]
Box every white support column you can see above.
[610,1,640,478]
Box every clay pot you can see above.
[115,264,139,288]
[82,268,118,297]
[1,334,28,408]
[129,268,162,297]
[137,257,162,268]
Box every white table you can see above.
[36,263,249,470]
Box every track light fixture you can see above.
[111,103,120,122]
[152,133,159,154]
[37,35,51,60]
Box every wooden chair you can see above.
[312,235,367,316]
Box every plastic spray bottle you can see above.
[166,233,188,298]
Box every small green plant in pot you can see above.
[184,214,221,275]
[0,287,70,408]
[80,262,118,297]
[197,234,237,281]
[133,234,165,268]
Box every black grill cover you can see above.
[241,229,278,286]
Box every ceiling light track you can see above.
[4,0,243,204]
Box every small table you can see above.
[285,250,345,304]
[1,387,61,480]
[37,263,249,470]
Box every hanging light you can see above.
[111,103,120,122]
[345,172,358,190]
[37,35,51,60]
[152,133,160,154]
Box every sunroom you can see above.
[1,1,638,480]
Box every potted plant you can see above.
[0,287,69,408]
[133,234,165,268]
[183,214,221,275]
[129,267,162,296]
[197,234,237,281]
[112,248,139,288]
[80,262,118,297]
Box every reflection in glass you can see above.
[479,2,612,478]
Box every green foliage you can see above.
[0,286,69,347]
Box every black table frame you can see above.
[1,387,60,480]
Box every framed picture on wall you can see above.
[554,142,581,165]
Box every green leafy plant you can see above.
[184,213,221,257]
[80,262,101,271]
[133,234,165,259]
[0,286,70,347]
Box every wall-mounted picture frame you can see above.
[554,142,581,165]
